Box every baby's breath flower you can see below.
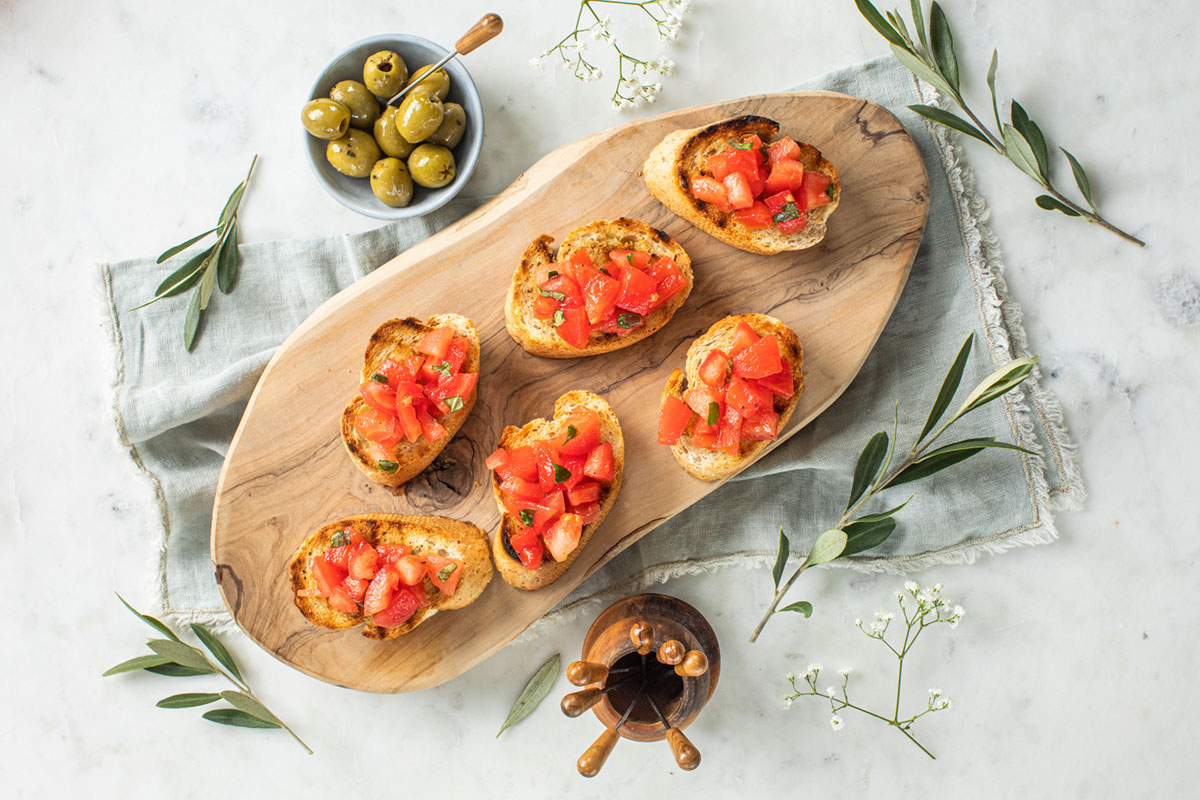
[940,697,953,710]
[875,610,893,622]
[839,667,854,676]
[786,671,796,682]
[784,696,794,709]
[807,663,822,675]
[825,685,837,698]
[904,580,919,592]
[929,687,941,699]
[830,715,844,731]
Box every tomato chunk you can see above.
[717,404,743,456]
[689,176,733,213]
[801,170,834,209]
[690,418,720,450]
[755,368,795,398]
[709,147,761,181]
[508,530,544,571]
[742,407,780,441]
[559,411,602,456]
[531,490,566,531]
[347,538,380,580]
[723,171,755,209]
[658,395,694,446]
[567,481,601,506]
[416,406,447,442]
[354,405,398,443]
[310,554,347,597]
[416,326,454,360]
[495,445,538,482]
[327,587,359,615]
[764,159,805,195]
[730,321,761,356]
[360,380,397,416]
[608,249,650,270]
[370,584,421,628]
[532,294,558,319]
[725,375,771,417]
[394,554,426,586]
[500,475,543,502]
[376,544,410,564]
[362,565,400,615]
[425,556,463,596]
[645,258,687,312]
[732,335,783,380]
[767,136,802,166]
[699,349,731,388]
[735,201,772,229]
[555,306,591,349]
[616,264,659,316]
[583,271,621,324]
[583,442,614,482]
[684,384,722,418]
[544,513,583,562]
[372,358,407,388]
[485,447,508,471]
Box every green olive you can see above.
[426,102,466,148]
[407,143,456,188]
[300,98,352,140]
[404,65,450,100]
[396,91,444,144]
[362,50,408,98]
[373,106,416,159]
[329,80,380,129]
[370,158,414,207]
[325,129,382,178]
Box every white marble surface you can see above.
[3,0,1198,796]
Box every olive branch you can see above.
[855,0,1144,246]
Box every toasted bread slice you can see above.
[341,314,479,488]
[663,313,804,481]
[643,115,841,255]
[289,513,492,640]
[504,218,693,358]
[490,390,624,590]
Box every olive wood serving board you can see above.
[211,91,929,692]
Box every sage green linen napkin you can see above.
[100,56,1083,628]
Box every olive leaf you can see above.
[928,2,960,93]
[890,44,957,99]
[1060,148,1096,210]
[911,0,929,54]
[1011,101,1049,179]
[190,623,244,684]
[885,11,913,49]
[219,691,282,726]
[840,517,898,558]
[802,529,848,569]
[854,0,907,47]
[954,357,1039,418]
[203,709,281,729]
[907,104,992,147]
[771,526,790,590]
[151,246,215,301]
[778,601,813,617]
[1036,195,1081,216]
[146,639,214,673]
[852,495,914,524]
[157,693,221,709]
[183,285,203,352]
[986,49,1001,131]
[848,431,889,509]
[156,227,217,264]
[498,654,560,738]
[918,437,1037,460]
[144,663,213,678]
[116,593,182,643]
[198,251,218,311]
[216,221,239,294]
[918,333,973,443]
[888,447,982,486]
[1002,124,1046,184]
[103,654,172,677]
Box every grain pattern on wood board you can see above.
[211,91,930,692]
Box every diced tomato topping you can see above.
[689,417,720,450]
[616,264,659,316]
[531,490,566,531]
[341,576,368,601]
[555,307,591,349]
[583,271,621,325]
[568,248,595,272]
[327,587,359,615]
[534,442,559,493]
[735,202,773,229]
[496,445,538,482]
[567,481,601,506]
[362,565,400,615]
[608,249,650,270]
[767,137,802,166]
[394,388,422,443]
[360,380,397,416]
[416,326,454,360]
[416,406,447,442]
[776,215,808,235]
[756,367,795,398]
[717,403,743,455]
[425,556,463,596]
[725,375,773,417]
[533,293,558,319]
[373,359,407,388]
[699,349,731,388]
[508,530,544,571]
[732,335,783,380]
[544,513,583,562]
[723,171,755,209]
[324,544,351,570]
[540,274,584,309]
[645,258,687,312]
[394,554,426,586]
[485,447,508,471]
[764,159,806,195]
[763,190,795,216]
[501,475,543,502]
[684,384,722,418]
[347,538,380,580]
[376,544,410,564]
[689,176,733,213]
[583,442,615,482]
[535,262,563,286]
[730,321,760,356]
[742,407,780,441]
[442,338,469,374]
[558,411,601,456]
[709,147,761,181]
[353,405,398,443]
[573,501,601,525]
[658,395,694,445]
[310,554,347,597]
[370,584,421,627]
[801,170,833,209]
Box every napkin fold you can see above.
[100,56,1083,629]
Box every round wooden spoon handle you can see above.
[675,649,709,677]
[630,621,654,655]
[656,639,685,666]
[666,727,701,770]
[567,660,609,686]
[561,687,604,718]
[578,728,619,778]
[456,13,503,55]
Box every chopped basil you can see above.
[626,252,635,265]
[519,508,535,526]
[376,460,399,473]
[772,200,800,224]
[552,463,571,483]
[564,424,578,444]
[431,361,452,375]
[552,308,565,328]
[707,401,720,426]
[329,530,350,547]
[598,267,611,276]
[445,395,464,412]
[548,269,559,278]
[616,312,642,329]
[436,563,457,582]
[730,140,754,150]
[826,185,836,199]
[539,287,566,302]
[370,373,389,384]
[760,145,770,161]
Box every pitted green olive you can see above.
[329,80,380,129]
[300,98,352,140]
[407,143,456,188]
[426,102,466,149]
[373,106,416,159]
[363,50,408,98]
[370,158,414,207]
[404,65,450,100]
[325,129,381,178]
[396,91,445,144]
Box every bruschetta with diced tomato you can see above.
[341,314,479,487]
[643,115,840,254]
[658,314,804,480]
[505,218,692,358]
[289,514,492,639]
[487,390,624,590]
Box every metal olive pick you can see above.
[385,13,503,106]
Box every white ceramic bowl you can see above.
[303,33,484,220]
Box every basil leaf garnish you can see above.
[431,361,451,375]
[552,309,565,328]
[329,530,349,547]
[436,563,456,582]
[370,373,389,384]
[707,402,720,426]
[377,460,399,473]
[626,252,635,265]
[730,140,753,150]
[772,200,800,223]
[519,509,535,526]
[539,288,566,302]
[564,425,577,444]
[547,269,559,278]
[617,312,642,329]
[445,395,464,412]
[552,464,571,483]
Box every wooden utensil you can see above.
[675,650,708,678]
[647,692,701,771]
[211,93,929,692]
[656,640,684,666]
[567,660,610,686]
[385,13,503,106]
[630,621,654,655]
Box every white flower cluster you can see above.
[898,580,966,628]
[928,687,953,711]
[656,0,692,41]
[612,76,665,109]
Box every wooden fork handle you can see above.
[578,728,619,777]
[456,13,503,55]
[666,728,701,770]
